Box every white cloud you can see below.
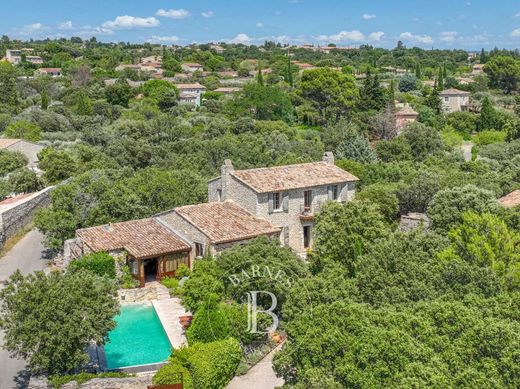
[399,32,433,44]
[440,31,458,42]
[201,11,214,18]
[25,23,44,32]
[368,31,385,41]
[58,21,73,30]
[515,12,520,18]
[229,33,253,44]
[362,14,376,20]
[102,15,159,29]
[156,9,190,19]
[256,22,264,27]
[147,35,180,43]
[317,30,384,43]
[511,28,520,38]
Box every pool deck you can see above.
[150,282,190,349]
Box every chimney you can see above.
[220,159,234,201]
[322,152,335,165]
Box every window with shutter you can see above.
[282,192,289,211]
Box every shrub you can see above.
[153,362,193,389]
[172,338,242,389]
[182,259,224,312]
[176,264,191,279]
[187,294,231,344]
[8,168,44,193]
[0,150,27,176]
[472,130,507,146]
[161,277,179,289]
[120,264,139,289]
[69,252,116,278]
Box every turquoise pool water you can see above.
[104,304,172,369]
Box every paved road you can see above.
[227,342,285,389]
[0,230,49,389]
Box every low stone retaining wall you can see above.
[0,187,53,250]
[28,375,153,389]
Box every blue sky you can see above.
[2,0,520,49]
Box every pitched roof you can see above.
[499,190,520,208]
[175,83,207,90]
[0,139,21,148]
[396,105,418,116]
[169,201,281,244]
[182,62,203,67]
[77,218,190,259]
[231,161,358,193]
[439,88,470,96]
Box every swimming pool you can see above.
[104,303,172,369]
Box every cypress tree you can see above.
[40,89,49,110]
[437,68,444,90]
[442,64,447,79]
[480,48,487,63]
[415,64,421,79]
[257,65,264,86]
[478,97,497,131]
[388,79,396,108]
[287,55,293,88]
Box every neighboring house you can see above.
[157,201,281,260]
[76,218,191,287]
[36,68,62,77]
[207,152,358,255]
[5,49,22,64]
[395,104,419,131]
[210,44,225,54]
[499,190,520,208]
[181,62,204,73]
[26,56,43,64]
[472,64,485,74]
[439,88,470,113]
[292,61,316,71]
[214,87,241,95]
[0,138,44,168]
[175,83,207,106]
[141,55,162,65]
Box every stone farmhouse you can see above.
[395,104,418,131]
[439,88,470,113]
[70,153,358,286]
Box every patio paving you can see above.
[150,282,190,349]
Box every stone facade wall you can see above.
[441,95,469,113]
[0,187,53,249]
[158,211,210,263]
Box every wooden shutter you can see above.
[268,193,274,213]
[282,192,289,211]
[327,185,333,200]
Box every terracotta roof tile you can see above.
[231,161,358,193]
[170,201,281,244]
[499,190,520,208]
[440,88,470,96]
[175,83,206,90]
[77,218,190,259]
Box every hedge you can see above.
[68,252,116,278]
[172,338,242,389]
[153,362,193,389]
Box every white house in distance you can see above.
[36,68,62,77]
[439,88,470,113]
[3,49,42,65]
[181,62,204,73]
[175,83,207,106]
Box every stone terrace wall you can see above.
[0,187,53,249]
